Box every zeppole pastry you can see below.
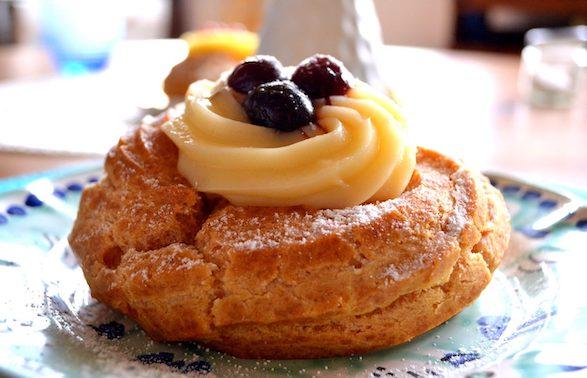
[70,54,510,359]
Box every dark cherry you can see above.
[244,80,314,131]
[291,54,353,99]
[227,55,284,94]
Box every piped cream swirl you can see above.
[162,78,416,208]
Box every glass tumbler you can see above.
[40,0,125,75]
[519,26,587,109]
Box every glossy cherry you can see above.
[291,54,352,99]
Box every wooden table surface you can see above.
[0,42,586,189]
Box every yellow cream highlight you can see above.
[162,79,416,208]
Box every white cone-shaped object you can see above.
[258,0,385,89]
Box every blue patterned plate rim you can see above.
[484,171,587,205]
[0,161,102,195]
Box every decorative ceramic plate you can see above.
[0,165,586,377]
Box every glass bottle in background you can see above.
[257,0,385,91]
[178,0,386,89]
[40,0,125,75]
[519,26,587,109]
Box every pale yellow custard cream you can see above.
[162,78,416,208]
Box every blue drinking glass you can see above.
[40,0,125,75]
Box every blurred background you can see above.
[2,1,587,54]
[0,0,586,189]
[3,0,587,68]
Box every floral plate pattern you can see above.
[0,164,586,378]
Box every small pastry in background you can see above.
[163,28,258,98]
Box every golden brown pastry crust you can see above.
[69,119,510,359]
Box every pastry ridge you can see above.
[69,120,510,359]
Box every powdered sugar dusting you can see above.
[128,243,206,282]
[39,259,210,378]
[143,177,162,189]
[384,265,411,282]
[208,198,406,251]
[312,201,402,230]
[446,174,469,236]
[383,254,427,282]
